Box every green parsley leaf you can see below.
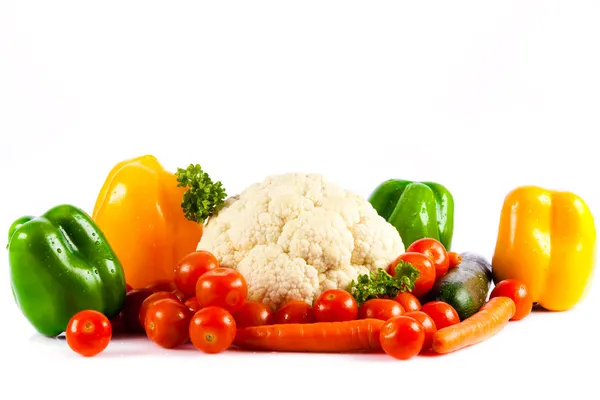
[349,260,420,306]
[175,164,227,224]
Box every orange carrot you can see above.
[233,319,385,353]
[431,296,516,354]
[448,251,462,268]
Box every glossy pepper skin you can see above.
[492,186,596,311]
[92,155,203,289]
[369,179,454,250]
[7,204,126,337]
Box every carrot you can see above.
[431,296,516,354]
[233,319,385,353]
[448,251,462,268]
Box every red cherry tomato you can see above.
[313,289,358,322]
[393,292,421,312]
[233,301,275,328]
[144,298,192,349]
[189,306,236,354]
[421,301,460,330]
[174,251,220,298]
[389,252,436,298]
[379,316,425,360]
[274,300,315,324]
[490,279,533,321]
[138,291,180,327]
[119,288,155,334]
[145,279,179,292]
[185,297,201,313]
[406,238,450,279]
[404,311,437,352]
[358,299,404,320]
[196,268,248,314]
[66,310,112,357]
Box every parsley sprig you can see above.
[176,164,227,224]
[349,260,420,306]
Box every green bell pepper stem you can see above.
[369,179,454,250]
[7,204,126,337]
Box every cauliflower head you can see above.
[196,173,404,310]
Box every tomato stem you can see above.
[83,321,94,333]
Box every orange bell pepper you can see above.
[492,186,596,311]
[92,155,203,289]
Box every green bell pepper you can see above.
[7,204,126,337]
[368,179,454,250]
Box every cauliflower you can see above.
[196,173,404,310]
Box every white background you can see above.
[1,1,599,399]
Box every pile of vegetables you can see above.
[5,154,597,360]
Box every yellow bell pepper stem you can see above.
[492,186,596,311]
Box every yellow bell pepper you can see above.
[492,186,596,311]
[92,155,203,289]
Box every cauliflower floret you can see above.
[197,173,404,310]
[277,208,354,273]
[237,244,320,308]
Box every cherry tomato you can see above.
[119,288,154,333]
[421,301,460,330]
[189,306,237,354]
[389,252,436,298]
[138,291,180,327]
[393,292,421,312]
[233,301,275,328]
[358,299,404,320]
[66,310,112,357]
[196,268,248,314]
[313,289,358,322]
[404,311,437,352]
[185,297,201,313]
[379,316,425,360]
[144,298,192,349]
[174,251,220,298]
[274,300,315,324]
[490,279,533,321]
[406,238,450,279]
